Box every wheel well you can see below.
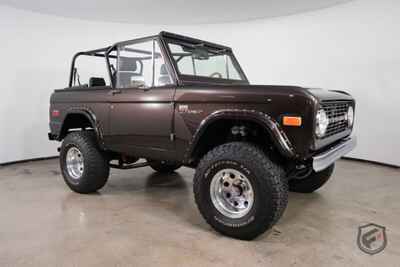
[190,119,284,165]
[59,113,94,139]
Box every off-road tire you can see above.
[193,142,288,240]
[289,164,334,193]
[149,161,182,173]
[60,131,110,194]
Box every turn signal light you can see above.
[283,116,302,127]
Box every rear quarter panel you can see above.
[49,87,110,139]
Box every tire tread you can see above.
[60,131,109,193]
[193,142,288,240]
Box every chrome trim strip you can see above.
[313,136,357,172]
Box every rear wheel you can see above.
[60,131,110,194]
[193,142,288,240]
[149,161,182,173]
[289,164,334,193]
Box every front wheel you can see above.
[60,131,110,194]
[289,164,334,193]
[193,142,288,240]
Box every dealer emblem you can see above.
[357,223,387,255]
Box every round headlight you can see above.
[347,106,354,127]
[316,109,329,138]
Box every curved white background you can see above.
[0,0,399,166]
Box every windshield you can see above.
[167,41,245,81]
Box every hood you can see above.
[178,83,353,104]
[305,88,353,102]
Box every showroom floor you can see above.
[0,159,398,266]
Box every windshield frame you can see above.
[160,32,249,85]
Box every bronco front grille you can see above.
[321,101,350,138]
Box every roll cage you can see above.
[68,31,249,89]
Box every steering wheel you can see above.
[210,72,223,78]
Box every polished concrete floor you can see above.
[0,159,398,266]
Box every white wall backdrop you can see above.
[0,0,399,166]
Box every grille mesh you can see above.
[321,101,350,138]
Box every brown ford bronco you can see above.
[48,32,356,240]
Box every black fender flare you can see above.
[185,109,296,161]
[59,107,106,149]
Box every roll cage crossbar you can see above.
[68,32,248,88]
[69,46,115,87]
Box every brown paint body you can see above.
[49,83,354,163]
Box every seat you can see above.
[158,64,172,86]
[118,57,144,88]
[89,77,106,87]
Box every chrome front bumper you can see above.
[312,136,357,172]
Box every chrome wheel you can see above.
[210,168,254,219]
[66,147,84,179]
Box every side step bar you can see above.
[109,160,151,170]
